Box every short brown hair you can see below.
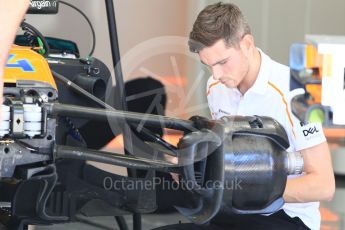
[189,2,251,53]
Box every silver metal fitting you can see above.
[286,151,304,175]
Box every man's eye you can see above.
[219,60,227,65]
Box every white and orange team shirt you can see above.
[206,49,326,230]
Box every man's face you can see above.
[199,39,249,89]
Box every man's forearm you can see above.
[284,173,334,203]
[283,141,335,203]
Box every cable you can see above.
[59,1,96,57]
[21,21,51,56]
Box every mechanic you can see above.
[0,0,30,115]
[188,2,335,230]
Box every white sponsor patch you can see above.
[294,122,326,150]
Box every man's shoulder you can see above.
[266,58,291,94]
[258,49,290,92]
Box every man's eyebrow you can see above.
[201,56,230,67]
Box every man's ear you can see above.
[240,34,254,54]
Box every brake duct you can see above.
[175,116,303,224]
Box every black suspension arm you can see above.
[54,145,180,173]
[45,103,196,132]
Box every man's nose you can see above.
[212,67,222,81]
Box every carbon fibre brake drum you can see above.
[175,115,295,224]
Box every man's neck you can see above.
[238,48,261,95]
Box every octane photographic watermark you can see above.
[104,36,222,163]
[103,176,242,192]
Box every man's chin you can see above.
[223,81,237,89]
